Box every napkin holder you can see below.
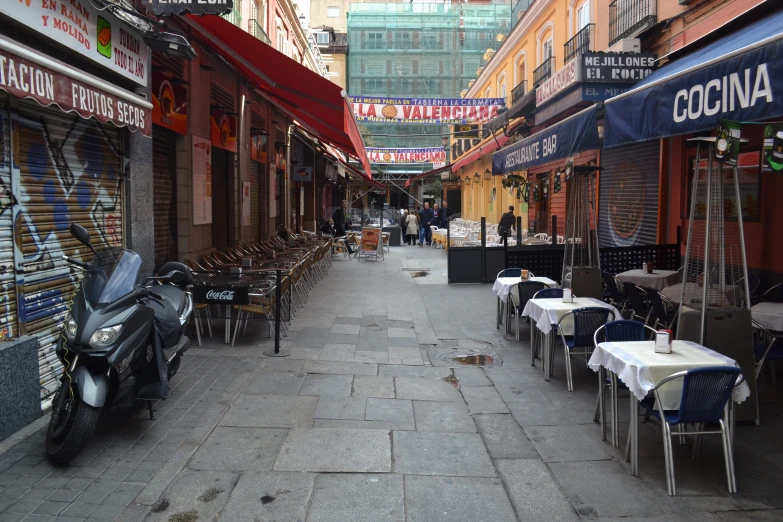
[646,263,655,274]
[521,269,529,280]
[655,330,672,354]
[241,257,253,268]
[562,288,574,303]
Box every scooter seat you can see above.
[155,285,186,315]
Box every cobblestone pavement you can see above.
[1,244,782,521]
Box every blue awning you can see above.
[604,9,783,148]
[492,105,600,175]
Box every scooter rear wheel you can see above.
[46,392,100,464]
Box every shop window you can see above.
[327,6,340,17]
[314,32,330,45]
[686,149,761,222]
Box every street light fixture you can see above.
[484,168,492,181]
[474,173,482,187]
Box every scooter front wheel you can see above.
[46,391,100,464]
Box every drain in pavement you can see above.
[410,271,429,278]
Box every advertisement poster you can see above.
[242,181,251,227]
[269,165,277,217]
[192,136,212,225]
[152,71,187,135]
[292,166,313,182]
[716,120,741,165]
[359,227,383,259]
[210,106,238,152]
[250,134,268,163]
[349,96,505,124]
[762,122,783,171]
[366,147,447,164]
[3,0,149,87]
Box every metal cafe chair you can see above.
[752,319,783,380]
[528,288,565,366]
[622,282,653,324]
[641,286,679,332]
[556,307,616,392]
[638,367,742,496]
[508,281,547,341]
[602,271,627,314]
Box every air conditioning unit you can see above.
[607,38,641,54]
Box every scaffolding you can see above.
[347,1,512,173]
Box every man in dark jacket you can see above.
[498,205,515,245]
[332,200,355,254]
[440,200,450,228]
[418,202,434,247]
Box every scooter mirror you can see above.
[70,224,91,247]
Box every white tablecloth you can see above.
[752,302,783,332]
[521,297,621,336]
[492,277,559,302]
[617,269,681,291]
[588,340,751,410]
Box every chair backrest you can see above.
[657,367,741,424]
[512,281,547,308]
[533,288,563,299]
[565,307,615,347]
[498,268,521,279]
[601,272,623,302]
[762,283,783,303]
[622,282,648,313]
[596,320,652,345]
[535,233,548,240]
[640,286,671,322]
[557,235,565,244]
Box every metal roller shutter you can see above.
[0,92,17,340]
[13,100,125,400]
[599,141,660,247]
[153,128,178,269]
[250,160,261,240]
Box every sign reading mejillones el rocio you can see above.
[366,147,447,164]
[141,0,234,16]
[350,97,505,124]
[582,52,657,83]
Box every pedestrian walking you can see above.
[405,209,419,245]
[440,200,450,228]
[332,200,355,254]
[418,202,434,247]
[400,210,407,242]
[498,205,515,245]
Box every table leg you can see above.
[631,395,639,477]
[599,367,606,442]
[225,304,231,345]
[530,324,536,367]
[496,296,501,329]
[611,373,620,447]
[544,331,552,381]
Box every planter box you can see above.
[0,336,41,441]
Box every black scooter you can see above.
[46,224,194,464]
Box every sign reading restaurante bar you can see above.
[349,96,505,124]
[536,59,580,107]
[1,0,149,87]
[582,52,657,83]
[0,46,151,136]
[144,0,234,16]
[366,147,447,164]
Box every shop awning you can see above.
[451,134,509,172]
[184,15,373,178]
[508,88,536,120]
[492,105,600,175]
[404,163,454,188]
[338,160,387,193]
[603,9,783,148]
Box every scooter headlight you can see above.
[89,325,123,348]
[64,314,77,340]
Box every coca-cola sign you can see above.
[194,286,248,305]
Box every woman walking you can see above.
[405,210,419,245]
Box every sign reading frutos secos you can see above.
[3,0,149,87]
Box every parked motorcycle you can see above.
[46,224,194,464]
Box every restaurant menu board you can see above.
[193,136,212,225]
[359,227,383,259]
[242,181,251,227]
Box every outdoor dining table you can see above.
[521,297,621,381]
[587,340,750,476]
[616,269,681,291]
[492,276,559,329]
[661,282,740,306]
[751,302,783,332]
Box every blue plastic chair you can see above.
[752,319,783,380]
[509,281,547,341]
[533,288,564,299]
[497,268,522,279]
[557,307,616,391]
[639,367,741,496]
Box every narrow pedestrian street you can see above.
[0,245,781,521]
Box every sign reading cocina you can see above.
[582,52,657,83]
[349,97,505,124]
[146,0,234,16]
[0,46,151,136]
[536,59,580,107]
[2,0,149,87]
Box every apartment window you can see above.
[517,59,526,86]
[397,79,413,93]
[366,63,384,75]
[364,79,385,94]
[542,38,553,63]
[327,6,340,17]
[397,63,412,76]
[422,34,439,50]
[577,1,591,32]
[484,87,491,98]
[395,32,411,49]
[276,19,286,53]
[367,32,384,50]
[314,32,329,45]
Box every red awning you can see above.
[184,15,373,178]
[339,160,386,192]
[450,134,509,172]
[404,163,454,188]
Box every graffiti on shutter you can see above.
[153,128,178,269]
[0,93,16,340]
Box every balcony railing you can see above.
[564,24,594,63]
[249,19,271,45]
[533,56,555,87]
[221,6,242,28]
[609,0,657,47]
[511,80,527,105]
[511,0,534,26]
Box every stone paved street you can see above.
[1,244,782,521]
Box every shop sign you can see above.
[250,133,267,163]
[762,122,783,171]
[0,45,150,136]
[192,136,212,225]
[716,119,741,166]
[581,84,632,101]
[152,70,187,134]
[145,0,234,16]
[536,59,580,107]
[2,1,148,87]
[455,124,479,138]
[359,227,383,258]
[210,106,237,152]
[292,166,312,182]
[366,147,447,164]
[582,52,657,83]
[193,286,249,305]
[349,96,505,124]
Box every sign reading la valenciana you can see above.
[366,147,447,164]
[350,97,505,124]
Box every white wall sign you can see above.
[192,136,212,225]
[3,0,149,87]
[536,59,580,107]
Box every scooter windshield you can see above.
[82,248,142,306]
